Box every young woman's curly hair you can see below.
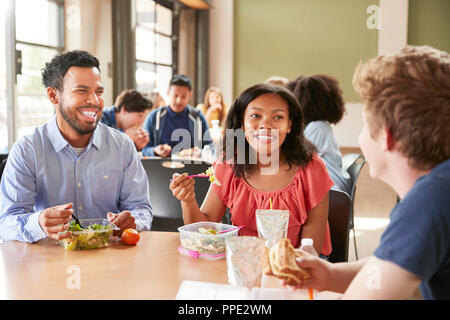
[286,74,346,125]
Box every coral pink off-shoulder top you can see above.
[212,154,333,256]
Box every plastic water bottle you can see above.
[299,238,318,256]
[201,144,213,163]
[210,120,221,142]
[211,119,220,129]
[299,238,317,300]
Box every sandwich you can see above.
[264,238,311,286]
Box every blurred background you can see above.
[0,2,448,296]
[1,0,449,152]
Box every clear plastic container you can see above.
[178,222,240,260]
[59,218,119,251]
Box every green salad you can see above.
[60,221,114,251]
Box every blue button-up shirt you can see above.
[0,115,153,243]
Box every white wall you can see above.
[208,0,234,107]
[378,0,409,55]
[333,103,364,147]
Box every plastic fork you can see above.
[65,203,84,228]
[169,174,209,181]
[218,226,243,234]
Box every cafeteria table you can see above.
[0,231,340,300]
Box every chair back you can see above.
[141,158,211,231]
[0,156,7,183]
[328,189,352,263]
[342,153,366,229]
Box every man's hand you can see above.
[38,203,74,240]
[107,211,136,237]
[154,144,172,157]
[125,127,150,151]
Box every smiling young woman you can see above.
[242,93,292,162]
[170,84,334,256]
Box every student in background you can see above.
[142,74,212,157]
[148,88,167,110]
[287,74,351,194]
[101,89,152,151]
[197,87,228,128]
[289,45,450,300]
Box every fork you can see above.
[169,174,209,181]
[72,213,84,228]
[65,203,84,228]
[218,226,243,234]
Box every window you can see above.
[0,2,8,152]
[2,0,64,151]
[135,0,173,96]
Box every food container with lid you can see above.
[178,222,240,260]
[59,218,119,251]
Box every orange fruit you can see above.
[121,228,140,245]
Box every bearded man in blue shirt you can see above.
[0,50,153,242]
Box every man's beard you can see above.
[59,100,101,135]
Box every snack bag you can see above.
[225,236,266,288]
[255,209,289,248]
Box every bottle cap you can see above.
[301,238,314,247]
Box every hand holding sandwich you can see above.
[264,238,339,292]
[286,251,369,294]
[285,251,334,292]
[264,239,312,286]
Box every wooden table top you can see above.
[0,231,341,300]
[0,231,228,300]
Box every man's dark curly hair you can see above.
[114,89,153,113]
[286,74,345,125]
[41,50,100,91]
[222,83,317,177]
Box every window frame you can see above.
[4,0,65,150]
[134,0,177,95]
